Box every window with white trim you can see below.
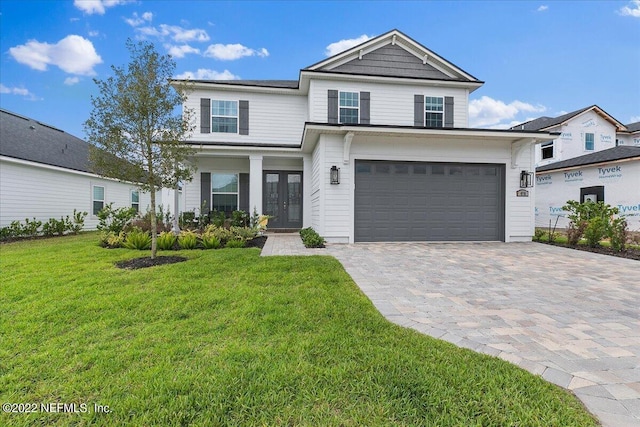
[211,173,238,214]
[212,100,238,133]
[339,91,359,124]
[93,185,105,215]
[541,142,554,159]
[425,96,444,127]
[585,133,595,151]
[131,190,140,213]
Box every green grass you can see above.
[1,234,598,426]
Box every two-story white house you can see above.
[173,29,557,243]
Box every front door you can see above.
[263,171,303,229]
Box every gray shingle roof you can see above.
[625,121,640,132]
[536,146,640,172]
[0,108,92,173]
[511,106,594,131]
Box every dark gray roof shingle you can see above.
[511,106,593,131]
[536,146,640,172]
[625,121,640,132]
[0,109,92,173]
[180,79,299,89]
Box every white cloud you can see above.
[136,24,209,42]
[325,34,371,57]
[619,0,640,17]
[174,69,239,80]
[73,0,129,15]
[629,115,640,123]
[203,43,269,60]
[537,5,548,12]
[469,96,546,128]
[165,44,200,58]
[0,83,40,100]
[64,77,80,85]
[88,30,99,37]
[9,35,102,76]
[124,11,153,27]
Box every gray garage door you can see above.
[354,160,505,242]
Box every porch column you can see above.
[303,154,312,228]
[249,155,263,216]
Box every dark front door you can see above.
[263,171,303,229]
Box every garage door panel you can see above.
[355,160,504,242]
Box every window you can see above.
[211,173,238,214]
[131,190,139,213]
[339,91,359,124]
[541,142,554,159]
[212,100,238,133]
[585,133,594,151]
[425,96,444,127]
[92,185,105,215]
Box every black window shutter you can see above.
[239,100,249,135]
[414,95,424,127]
[360,92,370,125]
[328,90,338,124]
[200,172,211,215]
[444,96,454,127]
[239,173,249,212]
[200,98,210,133]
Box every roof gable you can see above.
[512,105,626,132]
[305,29,480,83]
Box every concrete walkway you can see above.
[260,232,328,256]
[261,235,640,427]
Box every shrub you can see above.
[22,218,42,236]
[204,225,233,246]
[230,226,258,242]
[178,230,199,250]
[99,231,126,248]
[97,204,137,234]
[41,218,66,236]
[299,227,326,248]
[157,231,178,250]
[130,208,171,233]
[231,210,249,227]
[122,228,152,250]
[201,231,221,249]
[179,211,196,229]
[69,210,87,234]
[533,228,545,242]
[209,210,226,228]
[225,239,246,248]
[610,217,629,252]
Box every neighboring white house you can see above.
[535,146,640,231]
[511,105,627,168]
[0,109,171,229]
[617,121,640,147]
[172,29,557,243]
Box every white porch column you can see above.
[249,155,263,215]
[303,154,312,228]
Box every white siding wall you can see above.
[186,88,307,145]
[536,111,618,167]
[535,160,640,231]
[310,135,533,243]
[310,142,322,232]
[0,158,155,229]
[308,79,469,127]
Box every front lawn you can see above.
[1,234,598,426]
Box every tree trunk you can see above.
[150,185,157,259]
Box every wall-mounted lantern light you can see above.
[520,170,533,188]
[330,165,340,185]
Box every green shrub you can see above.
[201,232,221,249]
[122,228,152,250]
[299,227,325,248]
[157,231,178,250]
[204,225,233,246]
[610,217,628,252]
[209,210,226,228]
[22,218,42,236]
[178,230,199,250]
[97,203,137,234]
[179,211,196,229]
[230,226,258,241]
[225,239,246,248]
[99,231,126,248]
[69,209,88,234]
[41,218,66,236]
[533,228,545,242]
[231,210,249,227]
[131,208,171,233]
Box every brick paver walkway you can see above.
[262,236,640,426]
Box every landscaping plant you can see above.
[178,230,199,249]
[300,227,326,248]
[96,203,138,234]
[157,231,178,250]
[122,228,152,250]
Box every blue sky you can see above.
[1,0,639,139]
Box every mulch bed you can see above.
[539,241,640,261]
[115,256,187,270]
[247,235,267,249]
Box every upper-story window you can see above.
[584,133,594,151]
[212,100,238,133]
[425,97,444,127]
[339,92,359,124]
[541,142,554,159]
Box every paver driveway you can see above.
[327,242,640,427]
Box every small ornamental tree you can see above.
[85,39,195,258]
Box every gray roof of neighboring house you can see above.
[0,108,92,173]
[536,146,640,172]
[511,106,594,131]
[625,121,640,132]
[181,79,299,89]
